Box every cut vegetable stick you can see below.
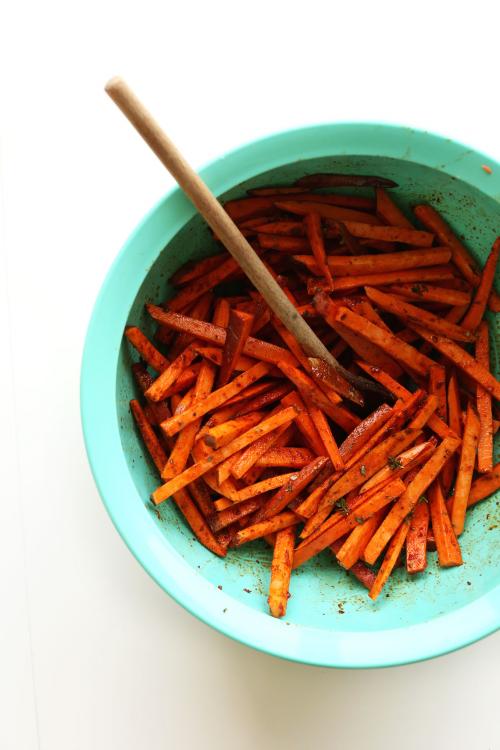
[203,411,264,450]
[330,542,377,590]
[324,247,450,275]
[451,404,481,535]
[255,220,306,236]
[171,253,226,286]
[130,399,168,472]
[363,437,460,564]
[336,509,385,569]
[192,345,256,372]
[247,186,306,196]
[360,440,437,493]
[231,512,300,547]
[252,190,375,209]
[406,499,430,574]
[386,283,471,307]
[357,299,392,333]
[146,304,296,366]
[413,204,480,281]
[152,406,297,505]
[236,383,294,415]
[223,381,275,407]
[268,527,295,618]
[295,173,398,189]
[233,473,297,502]
[172,487,227,557]
[293,473,337,519]
[429,365,448,422]
[339,221,434,246]
[125,326,169,372]
[254,457,329,522]
[304,266,455,294]
[364,286,475,343]
[189,479,216,518]
[413,326,500,401]
[219,309,255,386]
[293,479,406,568]
[254,447,314,468]
[461,237,500,330]
[168,292,213,358]
[428,481,463,567]
[161,361,272,437]
[275,200,381,224]
[160,364,201,399]
[376,187,413,228]
[369,520,410,600]
[209,497,262,532]
[257,234,310,253]
[468,462,500,507]
[282,391,326,455]
[333,306,435,377]
[304,212,334,289]
[339,404,393,460]
[166,258,238,312]
[271,315,310,370]
[308,406,343,470]
[276,362,343,423]
[476,322,493,473]
[230,421,292,479]
[145,345,198,403]
[132,363,171,425]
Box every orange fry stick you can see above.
[209,497,262,532]
[468,462,500,507]
[231,512,300,547]
[146,304,296,366]
[236,383,293,415]
[293,479,406,568]
[282,391,326,455]
[258,234,310,253]
[254,447,314,468]
[451,403,481,535]
[294,173,398,189]
[203,411,264,450]
[251,190,375,209]
[161,361,272,437]
[330,542,377,589]
[461,237,500,330]
[364,286,475,343]
[339,404,393,460]
[145,345,198,403]
[307,406,343,470]
[130,399,167,473]
[413,327,500,401]
[304,212,334,289]
[233,472,297,502]
[336,509,385,569]
[476,322,493,473]
[429,365,447,422]
[338,221,433,246]
[230,421,292,479]
[254,457,329,522]
[152,406,297,505]
[189,479,216,518]
[166,258,237,312]
[376,187,413,228]
[219,309,255,386]
[360,440,437,493]
[324,247,450,275]
[428,481,462,567]
[125,326,169,372]
[192,345,256,372]
[333,306,435,377]
[171,253,226,286]
[132,363,171,425]
[386,283,471,307]
[275,200,381,224]
[363,437,460,565]
[276,360,341,410]
[223,381,275,407]
[369,520,410,600]
[268,527,296,618]
[406,499,430,573]
[304,266,455,295]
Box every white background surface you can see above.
[1,2,499,748]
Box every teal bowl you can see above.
[81,123,500,667]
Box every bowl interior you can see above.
[117,153,500,635]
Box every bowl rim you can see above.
[81,122,500,668]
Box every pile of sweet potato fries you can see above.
[126,173,500,616]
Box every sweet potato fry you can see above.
[461,237,500,330]
[254,447,314,468]
[251,189,375,209]
[258,233,310,253]
[468,462,500,507]
[130,399,168,472]
[331,543,377,590]
[219,309,255,386]
[203,411,264,450]
[166,258,238,312]
[146,304,296,366]
[360,440,437,493]
[282,391,326,455]
[223,381,276,407]
[304,265,455,294]
[192,345,255,372]
[268,527,296,618]
[293,479,406,568]
[413,326,500,401]
[304,212,334,289]
[145,345,198,403]
[451,403,481,536]
[386,283,471,307]
[336,509,385,570]
[429,365,447,422]
[308,406,343,470]
[168,293,213,358]
[364,286,474,343]
[152,406,297,505]
[295,173,398,189]
[236,383,294,415]
[376,187,413,228]
[369,520,410,600]
[363,437,460,565]
[231,512,300,547]
[230,420,292,479]
[276,361,343,420]
[233,473,296,502]
[125,326,169,372]
[255,220,306,236]
[209,497,262,532]
[132,363,171,425]
[428,481,462,567]
[339,221,433,247]
[293,473,337,519]
[326,248,450,276]
[189,479,216,518]
[275,200,381,225]
[406,498,430,574]
[339,404,393,460]
[476,322,493,473]
[171,253,226,286]
[333,306,435,377]
[254,457,329,522]
[161,362,273,437]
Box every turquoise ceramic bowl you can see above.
[81,124,500,668]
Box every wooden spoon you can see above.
[105,77,385,405]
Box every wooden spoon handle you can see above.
[105,77,363,405]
